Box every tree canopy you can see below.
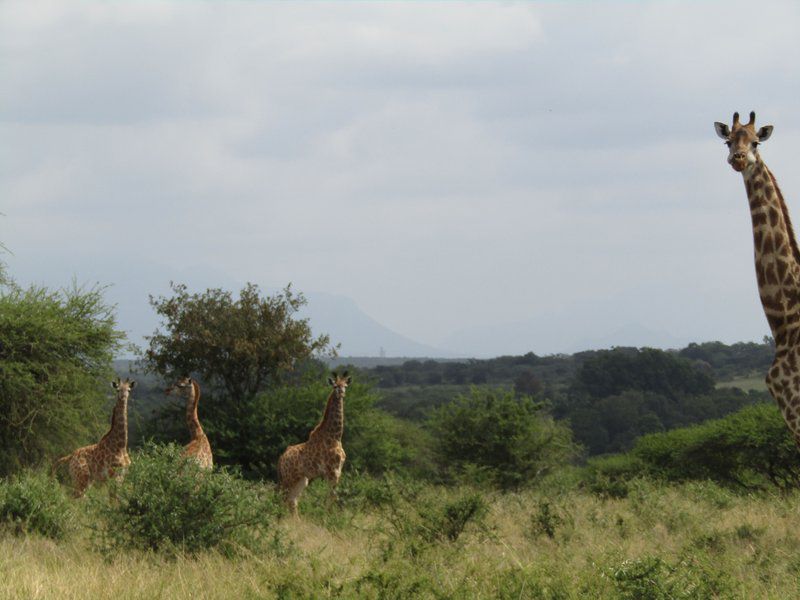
[0,283,123,475]
[145,282,333,401]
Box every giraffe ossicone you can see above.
[52,377,134,497]
[715,111,800,445]
[277,371,350,516]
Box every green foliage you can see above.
[143,282,340,473]
[384,486,489,545]
[93,444,282,556]
[609,554,732,600]
[584,454,647,499]
[631,402,800,489]
[529,500,567,540]
[145,282,332,398]
[574,347,715,399]
[564,387,766,456]
[0,283,123,475]
[679,339,774,380]
[585,403,800,491]
[427,388,579,489]
[0,470,74,539]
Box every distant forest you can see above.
[122,339,775,459]
[356,339,774,456]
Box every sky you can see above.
[2,1,800,357]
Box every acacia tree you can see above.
[0,283,123,475]
[143,283,336,472]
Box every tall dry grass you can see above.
[2,476,800,599]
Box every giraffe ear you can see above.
[327,377,335,386]
[346,376,352,385]
[757,125,773,142]
[714,122,730,139]
[129,380,136,390]
[111,380,119,389]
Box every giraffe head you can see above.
[327,371,351,397]
[111,377,136,399]
[714,111,773,173]
[165,376,194,398]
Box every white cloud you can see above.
[1,1,799,354]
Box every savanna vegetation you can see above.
[2,258,798,598]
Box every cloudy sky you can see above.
[2,1,800,357]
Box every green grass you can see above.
[716,374,768,392]
[3,476,800,598]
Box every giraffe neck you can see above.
[100,394,128,451]
[186,381,204,440]
[315,389,344,442]
[744,158,800,347]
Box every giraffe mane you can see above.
[765,166,800,266]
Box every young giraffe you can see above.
[52,378,134,497]
[715,111,800,445]
[165,376,213,469]
[277,371,350,516]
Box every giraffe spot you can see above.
[753,179,763,191]
[769,208,781,227]
[752,213,768,226]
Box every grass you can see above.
[3,476,800,598]
[716,374,768,392]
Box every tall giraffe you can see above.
[277,372,350,516]
[715,111,800,444]
[52,378,134,497]
[165,376,213,469]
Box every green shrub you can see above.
[0,470,74,539]
[529,500,568,540]
[93,444,282,556]
[0,284,123,475]
[385,488,488,544]
[427,388,579,489]
[584,454,646,499]
[609,554,733,599]
[632,402,800,489]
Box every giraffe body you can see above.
[166,377,213,469]
[53,378,134,497]
[277,372,350,516]
[716,112,800,445]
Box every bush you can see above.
[584,454,646,499]
[427,388,579,489]
[0,470,74,539]
[93,444,282,556]
[385,486,488,545]
[631,402,800,489]
[0,284,123,475]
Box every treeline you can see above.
[369,340,774,391]
[368,344,773,457]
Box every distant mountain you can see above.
[301,293,451,357]
[103,270,448,358]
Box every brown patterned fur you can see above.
[277,372,350,516]
[165,377,213,469]
[715,112,800,446]
[52,378,134,497]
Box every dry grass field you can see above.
[3,477,800,599]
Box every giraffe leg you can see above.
[324,464,343,507]
[69,460,90,498]
[286,477,308,517]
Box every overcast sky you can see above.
[2,1,800,356]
